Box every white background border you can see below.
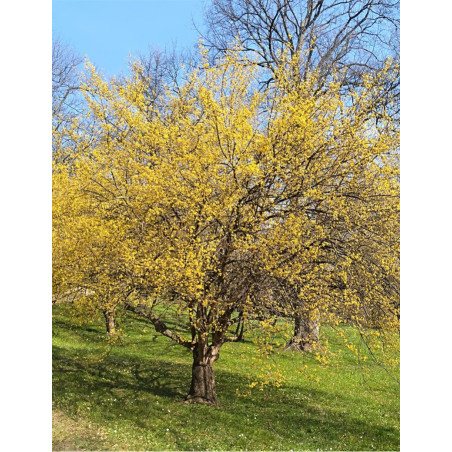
[2,0,451,450]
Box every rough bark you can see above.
[285,310,319,352]
[186,343,220,405]
[103,310,116,335]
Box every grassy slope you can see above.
[52,305,399,451]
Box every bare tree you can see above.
[52,37,85,162]
[203,0,399,88]
[52,37,84,130]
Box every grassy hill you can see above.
[52,304,399,451]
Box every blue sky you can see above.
[53,0,206,77]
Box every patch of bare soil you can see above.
[52,409,107,451]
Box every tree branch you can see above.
[125,302,195,349]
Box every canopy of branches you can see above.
[52,48,399,403]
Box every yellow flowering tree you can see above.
[53,50,399,404]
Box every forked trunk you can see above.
[285,310,320,352]
[186,344,220,405]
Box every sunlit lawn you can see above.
[52,304,399,451]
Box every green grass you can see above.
[52,304,399,451]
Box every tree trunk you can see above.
[285,309,320,352]
[186,344,220,405]
[234,311,245,341]
[103,310,116,335]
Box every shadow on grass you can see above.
[53,345,184,399]
[53,307,399,450]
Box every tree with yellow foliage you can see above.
[204,0,400,350]
[53,49,399,404]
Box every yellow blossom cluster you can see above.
[53,49,399,403]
